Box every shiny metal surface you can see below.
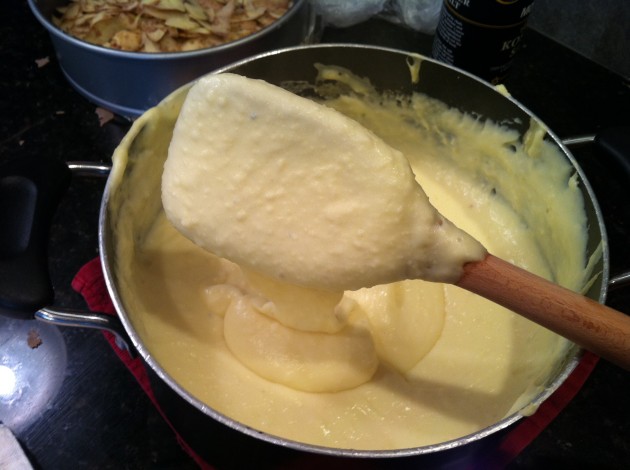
[0,317,67,433]
[35,307,130,352]
[67,161,111,178]
[563,135,597,147]
[98,45,610,458]
[610,272,630,290]
[27,0,315,117]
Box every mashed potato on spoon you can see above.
[161,72,489,392]
[162,73,487,290]
[161,72,493,393]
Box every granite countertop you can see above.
[1,1,630,468]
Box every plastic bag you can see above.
[310,0,442,34]
[390,0,442,34]
[310,0,388,28]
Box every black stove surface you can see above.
[2,1,630,468]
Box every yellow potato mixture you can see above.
[108,64,592,450]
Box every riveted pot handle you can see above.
[0,156,71,318]
[35,306,130,352]
[563,128,630,293]
[563,126,630,180]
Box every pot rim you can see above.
[98,43,610,458]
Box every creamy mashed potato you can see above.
[108,64,591,450]
[162,73,486,291]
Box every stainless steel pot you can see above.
[100,45,608,458]
[1,44,627,464]
[27,0,316,117]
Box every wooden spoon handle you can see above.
[457,254,630,370]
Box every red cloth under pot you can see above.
[72,257,599,469]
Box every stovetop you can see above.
[2,1,630,468]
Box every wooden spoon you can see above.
[458,254,630,370]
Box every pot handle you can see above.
[563,127,630,293]
[610,272,630,291]
[35,306,129,352]
[0,156,131,352]
[563,125,630,178]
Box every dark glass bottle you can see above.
[432,0,535,84]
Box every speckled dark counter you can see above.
[1,1,630,468]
